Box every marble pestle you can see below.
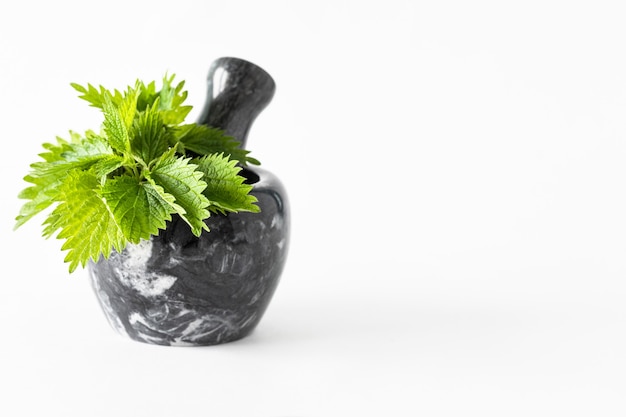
[196,56,276,148]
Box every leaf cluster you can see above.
[15,75,260,272]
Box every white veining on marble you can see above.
[115,240,178,297]
[171,314,232,346]
[165,242,183,267]
[270,213,283,229]
[125,302,253,346]
[238,312,257,329]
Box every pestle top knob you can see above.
[197,57,276,149]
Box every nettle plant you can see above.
[15,75,260,272]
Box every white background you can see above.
[1,0,626,416]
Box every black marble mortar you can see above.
[88,57,290,346]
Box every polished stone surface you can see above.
[89,166,289,346]
[197,56,276,149]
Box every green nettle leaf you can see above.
[158,74,177,110]
[43,170,125,273]
[174,124,259,165]
[70,83,107,108]
[118,84,139,131]
[194,153,259,214]
[71,83,124,108]
[130,103,170,164]
[91,155,125,180]
[73,132,126,178]
[136,80,158,111]
[56,135,121,176]
[16,139,68,227]
[101,176,176,244]
[39,136,72,161]
[16,73,262,272]
[15,175,63,229]
[16,135,118,228]
[102,93,130,154]
[61,132,110,159]
[147,150,211,236]
[158,75,192,125]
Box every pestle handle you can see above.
[196,57,276,149]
